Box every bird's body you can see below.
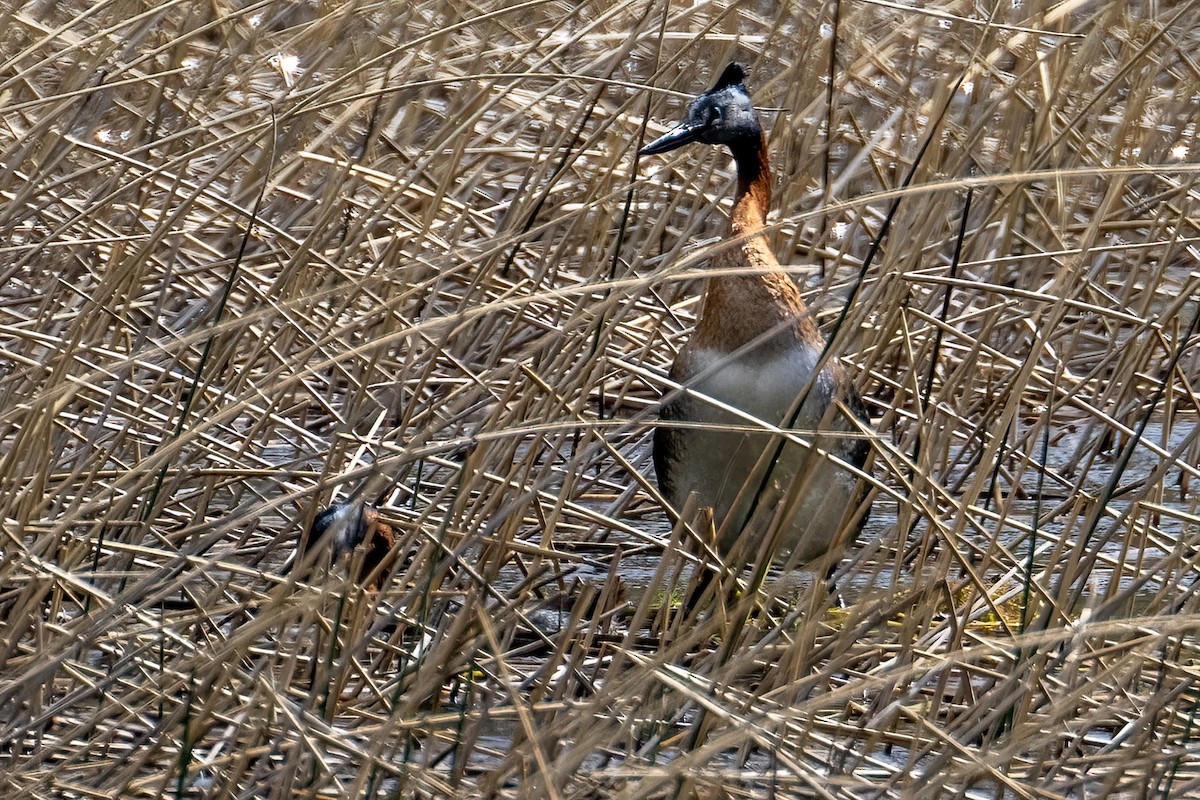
[643,63,870,565]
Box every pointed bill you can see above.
[639,122,705,156]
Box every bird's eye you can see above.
[707,106,722,125]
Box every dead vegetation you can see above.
[1,1,1199,797]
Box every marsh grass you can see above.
[1,1,1199,797]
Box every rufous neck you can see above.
[729,133,770,235]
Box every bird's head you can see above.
[639,63,763,156]
[310,501,380,556]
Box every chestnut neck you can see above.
[693,130,823,352]
[729,133,771,235]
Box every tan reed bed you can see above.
[1,1,1199,797]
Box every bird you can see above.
[640,62,871,576]
[302,501,398,587]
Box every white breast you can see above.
[660,343,864,563]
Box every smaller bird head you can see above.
[310,501,381,556]
[305,501,398,587]
[639,63,762,156]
